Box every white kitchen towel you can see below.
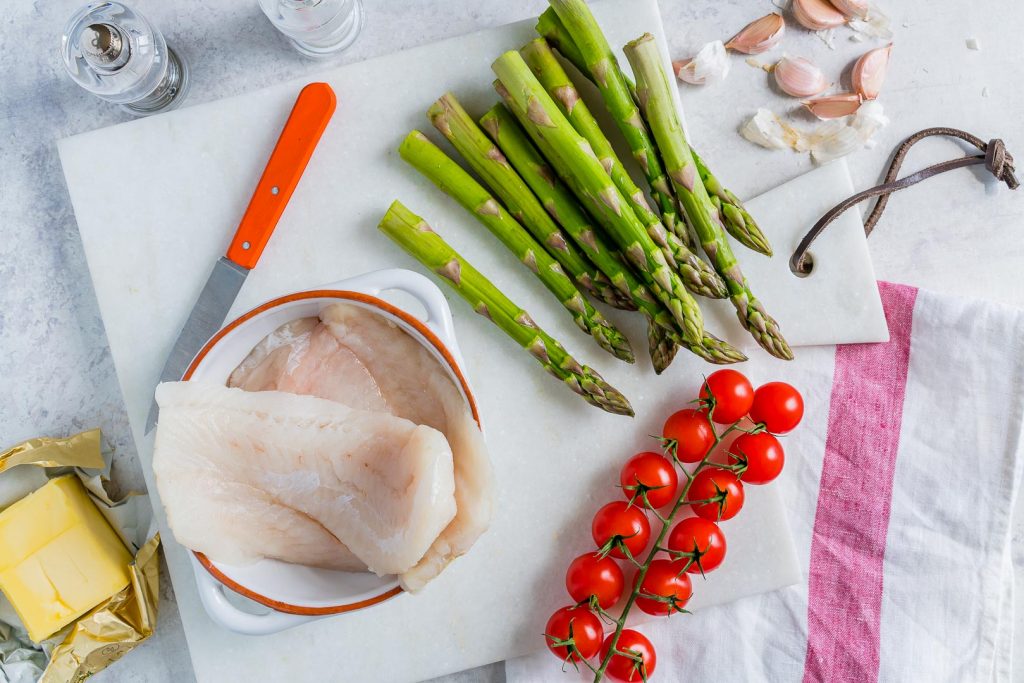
[506,282,1024,682]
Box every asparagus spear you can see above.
[537,8,772,258]
[379,201,634,416]
[625,34,792,360]
[545,1,684,243]
[693,149,772,257]
[519,33,678,242]
[400,131,633,363]
[492,52,703,347]
[518,38,726,300]
[536,7,587,74]
[479,104,745,369]
[477,105,634,302]
[427,93,631,311]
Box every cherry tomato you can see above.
[667,517,727,574]
[700,369,754,424]
[749,381,804,434]
[634,559,692,616]
[662,408,714,463]
[601,630,656,682]
[566,552,625,609]
[592,501,651,560]
[544,606,603,661]
[688,468,745,521]
[730,431,785,484]
[688,466,745,520]
[620,452,679,509]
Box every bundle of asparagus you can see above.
[378,0,789,415]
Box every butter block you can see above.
[0,474,132,642]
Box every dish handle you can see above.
[321,268,459,352]
[192,556,318,635]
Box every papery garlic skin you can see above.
[828,0,869,19]
[814,28,837,50]
[726,13,786,54]
[809,100,889,162]
[803,93,863,119]
[793,0,847,31]
[849,3,893,39]
[740,101,888,163]
[741,109,801,150]
[774,55,829,97]
[852,43,892,100]
[674,40,731,85]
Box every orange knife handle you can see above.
[226,82,337,269]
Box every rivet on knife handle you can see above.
[226,82,337,270]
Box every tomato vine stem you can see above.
[592,393,739,682]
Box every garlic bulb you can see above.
[792,0,847,31]
[774,55,828,97]
[852,43,892,100]
[673,40,730,85]
[803,93,863,119]
[828,0,869,19]
[725,13,786,54]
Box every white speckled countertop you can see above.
[1,1,1022,681]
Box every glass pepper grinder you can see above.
[61,2,190,116]
[259,0,365,59]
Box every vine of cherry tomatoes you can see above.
[543,371,803,682]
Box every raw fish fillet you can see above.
[153,382,457,576]
[321,303,494,591]
[229,318,388,412]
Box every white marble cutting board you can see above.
[53,0,828,680]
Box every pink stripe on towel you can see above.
[802,282,918,683]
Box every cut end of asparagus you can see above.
[624,32,656,51]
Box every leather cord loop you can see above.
[790,128,1019,275]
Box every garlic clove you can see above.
[802,93,863,119]
[852,43,892,100]
[827,0,869,19]
[674,40,731,85]
[725,13,786,54]
[774,55,829,97]
[792,0,847,31]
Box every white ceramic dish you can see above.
[179,268,480,635]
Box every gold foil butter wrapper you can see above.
[0,429,159,683]
[0,429,104,473]
[41,535,160,683]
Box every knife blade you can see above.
[145,82,337,434]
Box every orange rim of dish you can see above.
[182,289,481,616]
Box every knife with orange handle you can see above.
[145,82,337,434]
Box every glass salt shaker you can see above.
[259,0,365,59]
[61,2,190,116]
